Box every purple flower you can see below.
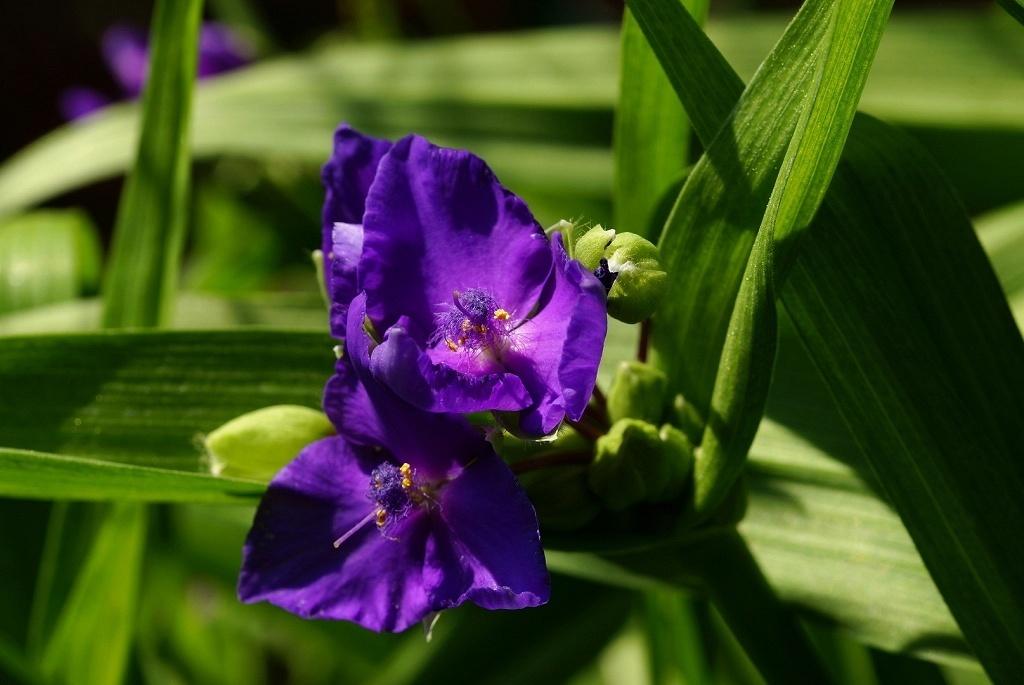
[61,22,253,121]
[322,126,608,437]
[238,293,549,632]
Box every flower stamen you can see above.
[429,288,515,356]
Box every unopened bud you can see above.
[603,233,667,323]
[588,419,694,510]
[205,405,335,481]
[607,360,668,424]
[572,224,617,271]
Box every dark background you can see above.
[0,0,992,160]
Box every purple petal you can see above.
[504,234,607,436]
[322,354,383,448]
[197,22,252,78]
[322,125,391,247]
[368,316,532,414]
[59,87,111,121]
[322,126,392,329]
[328,222,364,337]
[359,134,552,336]
[101,25,149,97]
[342,293,495,478]
[439,451,550,609]
[238,436,463,632]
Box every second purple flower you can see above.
[323,126,608,437]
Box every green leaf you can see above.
[781,115,1024,684]
[641,592,713,685]
[976,200,1024,298]
[613,0,707,238]
[995,0,1024,26]
[39,503,146,685]
[693,0,892,517]
[0,448,263,503]
[633,0,1024,679]
[100,0,203,328]
[0,330,330,465]
[693,218,776,517]
[0,291,328,335]
[0,210,100,316]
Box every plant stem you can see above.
[590,383,609,424]
[566,416,604,442]
[682,531,831,684]
[637,318,651,362]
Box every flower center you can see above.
[333,461,433,549]
[429,288,515,354]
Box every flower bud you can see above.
[607,360,668,424]
[669,392,705,446]
[603,233,667,323]
[588,419,695,510]
[571,224,616,271]
[205,405,335,481]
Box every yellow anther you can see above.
[399,463,414,490]
[493,309,510,321]
[375,509,388,527]
[446,339,459,352]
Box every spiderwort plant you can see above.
[238,298,549,632]
[322,126,608,437]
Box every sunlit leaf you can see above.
[632,0,1024,679]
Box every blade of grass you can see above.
[38,503,146,685]
[100,0,203,328]
[692,0,893,516]
[0,448,264,503]
[35,4,204,685]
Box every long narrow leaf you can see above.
[38,503,145,685]
[782,116,1024,683]
[100,0,203,327]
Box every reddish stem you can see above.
[637,318,651,363]
[566,417,604,442]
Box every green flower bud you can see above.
[588,419,694,510]
[204,405,335,481]
[604,233,667,324]
[607,360,668,424]
[572,224,616,271]
[669,392,705,446]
